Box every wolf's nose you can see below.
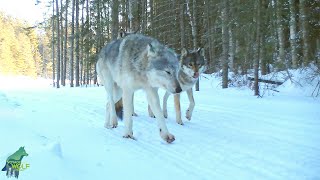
[175,86,182,93]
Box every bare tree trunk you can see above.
[94,0,101,85]
[75,0,80,86]
[56,0,61,88]
[60,0,65,86]
[221,0,229,88]
[276,0,285,70]
[254,0,261,96]
[179,1,185,49]
[128,0,133,32]
[260,0,268,75]
[111,0,119,40]
[186,0,200,91]
[63,0,68,86]
[289,0,298,68]
[80,1,84,85]
[52,0,56,87]
[141,0,146,33]
[299,0,309,65]
[228,26,235,73]
[149,0,154,36]
[70,0,75,87]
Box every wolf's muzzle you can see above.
[175,86,182,93]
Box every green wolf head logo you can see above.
[2,146,29,178]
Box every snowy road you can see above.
[0,75,319,180]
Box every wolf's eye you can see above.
[165,71,171,75]
[188,63,193,67]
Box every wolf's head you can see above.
[146,42,182,94]
[117,29,139,39]
[180,48,207,79]
[17,147,28,157]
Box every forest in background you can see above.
[0,0,319,95]
[0,12,49,77]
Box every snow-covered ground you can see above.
[0,71,319,180]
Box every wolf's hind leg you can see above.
[123,89,134,139]
[104,79,118,128]
[146,87,175,143]
[111,83,122,127]
[185,88,195,120]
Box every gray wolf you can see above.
[2,147,28,178]
[149,48,207,125]
[96,33,182,143]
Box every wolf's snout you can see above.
[193,72,199,78]
[175,86,182,93]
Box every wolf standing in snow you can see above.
[148,48,206,125]
[96,34,182,143]
[164,48,206,125]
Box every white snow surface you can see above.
[0,73,319,180]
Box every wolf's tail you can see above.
[2,162,7,171]
[115,98,123,120]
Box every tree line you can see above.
[0,12,49,77]
[1,0,319,95]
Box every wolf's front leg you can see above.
[174,94,183,125]
[186,88,195,120]
[148,105,155,118]
[123,89,134,139]
[162,91,171,118]
[131,94,138,116]
[146,87,175,143]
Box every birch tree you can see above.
[299,0,309,65]
[276,0,285,70]
[289,0,298,68]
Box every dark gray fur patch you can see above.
[121,34,178,71]
[99,39,122,64]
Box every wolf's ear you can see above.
[147,42,157,56]
[118,29,125,38]
[198,48,205,57]
[181,48,188,57]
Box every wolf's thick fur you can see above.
[96,34,181,143]
[149,48,207,125]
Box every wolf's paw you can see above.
[123,131,134,140]
[176,120,184,126]
[111,120,118,128]
[163,110,168,119]
[186,109,192,121]
[132,112,138,117]
[148,109,155,118]
[160,130,175,143]
[149,114,156,118]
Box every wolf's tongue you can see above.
[193,72,199,78]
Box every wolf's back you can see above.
[119,34,158,59]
